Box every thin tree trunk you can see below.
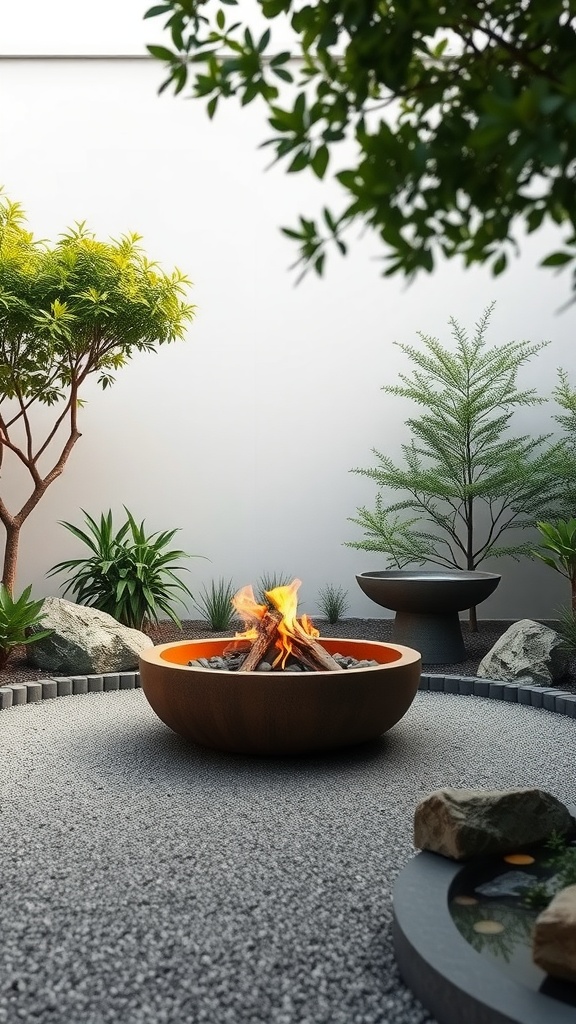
[1,521,20,594]
[466,536,478,632]
[0,421,81,595]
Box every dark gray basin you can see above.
[355,570,501,664]
[356,570,501,613]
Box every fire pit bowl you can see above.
[139,637,421,755]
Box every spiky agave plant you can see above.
[0,584,52,669]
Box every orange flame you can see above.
[231,578,318,669]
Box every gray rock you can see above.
[414,787,574,861]
[27,597,152,675]
[475,871,535,898]
[533,883,576,982]
[476,619,569,686]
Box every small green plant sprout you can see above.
[192,578,237,631]
[0,584,52,670]
[551,369,576,516]
[555,605,576,657]
[532,519,576,615]
[256,571,294,606]
[553,369,576,439]
[523,832,576,910]
[522,881,551,911]
[48,508,201,631]
[317,584,350,624]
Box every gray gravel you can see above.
[2,689,575,1024]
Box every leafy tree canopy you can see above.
[0,196,194,405]
[145,0,576,290]
[0,192,195,591]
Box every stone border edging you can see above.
[1,670,575,716]
[418,673,576,716]
[0,671,140,709]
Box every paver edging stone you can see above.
[0,672,140,709]
[0,671,574,716]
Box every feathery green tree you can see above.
[345,303,571,628]
[0,194,196,593]
[552,367,576,512]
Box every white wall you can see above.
[1,0,160,54]
[0,37,574,620]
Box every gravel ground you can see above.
[2,685,576,1024]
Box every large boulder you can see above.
[533,884,576,983]
[414,787,574,861]
[28,597,153,674]
[476,619,569,686]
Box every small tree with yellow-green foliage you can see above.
[0,193,196,593]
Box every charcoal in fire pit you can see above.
[187,653,380,671]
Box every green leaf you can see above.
[287,149,310,173]
[147,44,178,62]
[262,0,285,14]
[144,5,173,19]
[311,144,329,179]
[541,252,574,267]
[272,68,292,83]
[269,51,290,67]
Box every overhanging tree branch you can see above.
[144,0,576,293]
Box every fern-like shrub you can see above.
[346,303,572,628]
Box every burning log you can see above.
[288,632,343,672]
[237,608,283,672]
[232,579,343,673]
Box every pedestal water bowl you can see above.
[139,637,421,755]
[356,570,501,665]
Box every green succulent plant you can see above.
[0,584,52,670]
[532,519,576,615]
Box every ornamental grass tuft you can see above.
[192,578,237,631]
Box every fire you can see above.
[232,584,268,631]
[232,578,319,669]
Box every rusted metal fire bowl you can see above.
[139,637,421,755]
